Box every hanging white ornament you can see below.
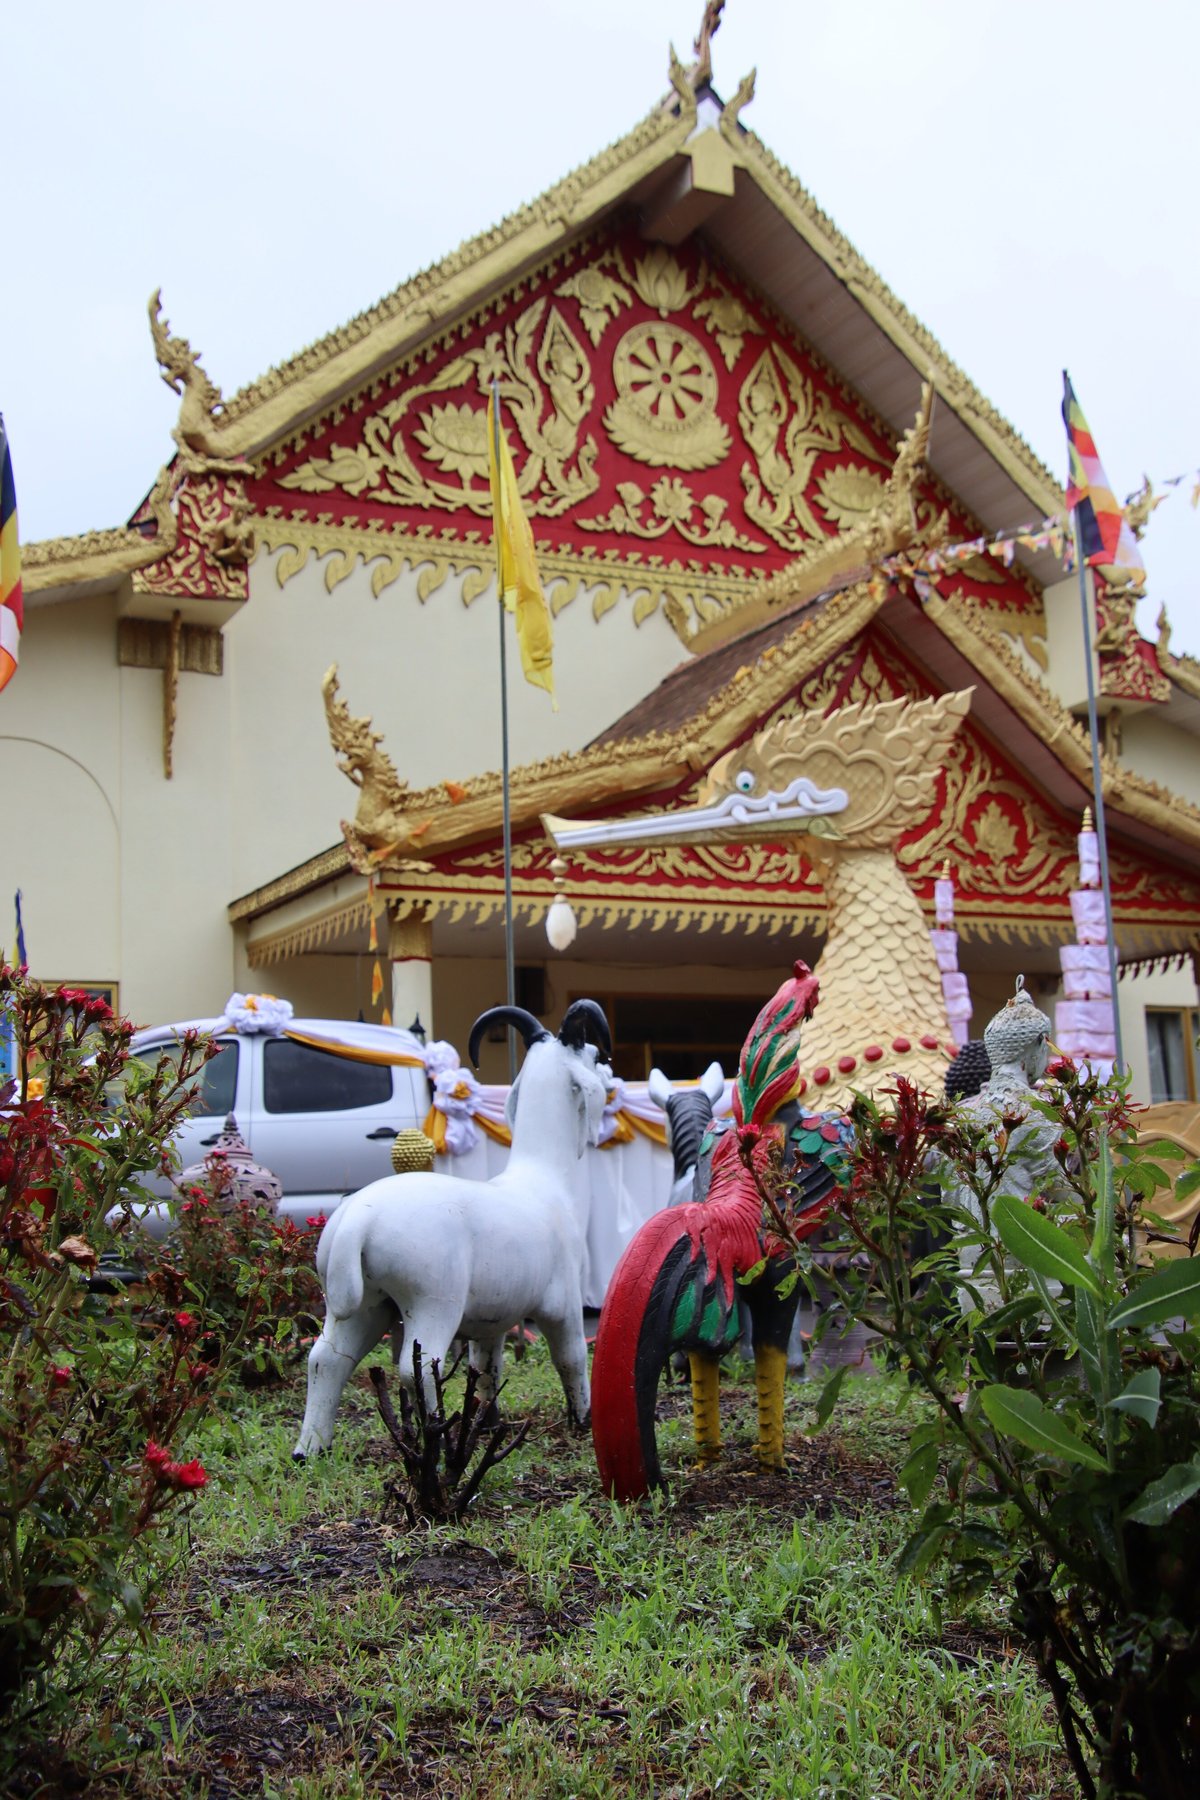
[546,857,577,951]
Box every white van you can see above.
[125,1018,430,1229]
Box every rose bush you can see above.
[152,1147,324,1385]
[0,967,239,1732]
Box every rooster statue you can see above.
[591,962,848,1501]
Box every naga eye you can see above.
[734,771,755,793]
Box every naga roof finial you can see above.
[691,0,724,90]
[148,289,245,475]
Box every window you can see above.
[1146,1009,1200,1103]
[262,1038,392,1114]
[107,1037,238,1117]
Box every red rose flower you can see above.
[144,1441,172,1472]
[171,1459,209,1492]
[174,1311,196,1332]
[50,1366,72,1388]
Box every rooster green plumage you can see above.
[592,962,850,1500]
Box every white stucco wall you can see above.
[2,588,237,1025]
[225,550,689,899]
[1119,709,1200,806]
[0,593,122,989]
[1041,574,1094,712]
[1117,963,1199,1104]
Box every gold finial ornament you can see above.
[391,1128,436,1175]
[1124,474,1162,542]
[691,0,724,89]
[1082,806,1094,831]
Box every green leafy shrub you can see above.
[0,966,229,1726]
[152,1151,324,1384]
[763,1062,1200,1798]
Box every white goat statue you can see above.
[293,999,612,1458]
[647,1060,726,1207]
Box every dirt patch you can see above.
[666,1431,901,1523]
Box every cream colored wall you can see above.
[0,595,122,988]
[1,590,237,1027]
[235,948,379,1023]
[1116,964,1199,1103]
[226,552,688,899]
[1119,710,1200,806]
[1041,574,1094,711]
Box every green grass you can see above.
[36,1348,1074,1798]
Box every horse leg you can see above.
[539,1312,591,1430]
[293,1296,395,1459]
[395,1305,458,1411]
[468,1336,506,1426]
[688,1352,722,1465]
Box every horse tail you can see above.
[321,1204,367,1321]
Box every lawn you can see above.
[27,1350,1075,1798]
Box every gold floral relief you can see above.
[694,289,760,370]
[278,295,599,519]
[813,464,888,530]
[553,267,633,345]
[738,346,888,552]
[579,476,762,551]
[623,244,704,316]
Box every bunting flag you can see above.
[0,416,22,693]
[367,877,386,1014]
[13,891,27,968]
[1062,373,1146,582]
[487,390,556,709]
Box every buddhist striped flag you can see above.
[1062,374,1144,582]
[0,415,21,692]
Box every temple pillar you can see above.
[388,905,433,1041]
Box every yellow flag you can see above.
[487,391,556,709]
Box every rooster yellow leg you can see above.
[688,1353,722,1464]
[754,1342,788,1470]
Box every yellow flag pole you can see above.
[492,379,518,1082]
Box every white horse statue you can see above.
[293,999,611,1458]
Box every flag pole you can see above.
[1065,373,1125,1081]
[491,379,518,1082]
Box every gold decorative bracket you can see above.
[117,615,224,780]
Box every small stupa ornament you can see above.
[175,1113,283,1210]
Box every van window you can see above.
[109,1036,238,1117]
[262,1038,393,1114]
[192,1039,239,1116]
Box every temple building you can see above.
[9,26,1200,1104]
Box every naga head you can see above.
[544,692,973,862]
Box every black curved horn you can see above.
[467,1006,550,1070]
[558,999,612,1058]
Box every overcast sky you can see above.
[5,0,1198,652]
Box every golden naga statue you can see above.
[547,688,974,1105]
[322,665,411,860]
[793,378,946,594]
[148,290,246,476]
